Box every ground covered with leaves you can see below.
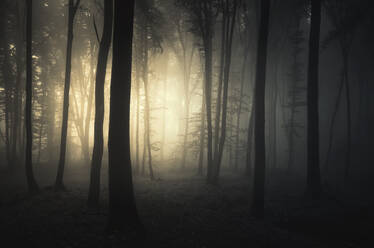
[0,164,373,248]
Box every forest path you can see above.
[0,165,372,247]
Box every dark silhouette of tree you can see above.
[251,0,270,219]
[88,0,113,207]
[25,0,39,193]
[305,0,321,198]
[107,0,143,233]
[211,0,238,184]
[55,0,80,191]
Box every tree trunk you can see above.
[88,0,113,207]
[107,0,143,233]
[198,83,206,176]
[305,0,321,198]
[12,3,25,167]
[213,8,227,161]
[142,28,154,180]
[246,100,254,176]
[25,0,39,192]
[212,0,237,183]
[203,7,214,184]
[251,0,270,219]
[83,44,96,164]
[135,60,140,174]
[161,54,168,163]
[55,0,80,191]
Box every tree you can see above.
[107,0,143,233]
[55,0,81,191]
[251,0,270,219]
[305,0,322,198]
[211,0,238,184]
[25,0,39,192]
[88,0,113,207]
[181,0,216,183]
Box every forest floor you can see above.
[0,163,373,248]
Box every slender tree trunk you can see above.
[107,0,143,233]
[55,0,80,191]
[198,85,206,176]
[213,9,227,160]
[135,62,140,174]
[83,44,96,164]
[12,3,25,166]
[202,7,214,183]
[25,0,39,192]
[144,74,154,180]
[142,28,154,180]
[212,0,237,183]
[246,101,254,176]
[305,0,321,198]
[88,0,113,207]
[251,0,270,219]
[141,130,146,176]
[161,55,168,163]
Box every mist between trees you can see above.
[0,0,374,243]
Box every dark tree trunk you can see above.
[142,28,154,180]
[212,0,237,183]
[305,0,321,198]
[213,7,227,161]
[12,4,25,166]
[245,100,254,176]
[88,0,113,207]
[25,0,39,192]
[107,0,143,233]
[135,60,140,174]
[251,0,270,219]
[198,77,206,176]
[55,0,80,191]
[161,54,168,163]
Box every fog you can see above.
[0,0,374,247]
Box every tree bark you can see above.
[107,0,143,233]
[212,0,237,183]
[55,0,80,191]
[305,0,321,198]
[251,0,270,219]
[88,0,113,207]
[142,27,154,180]
[25,0,39,192]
